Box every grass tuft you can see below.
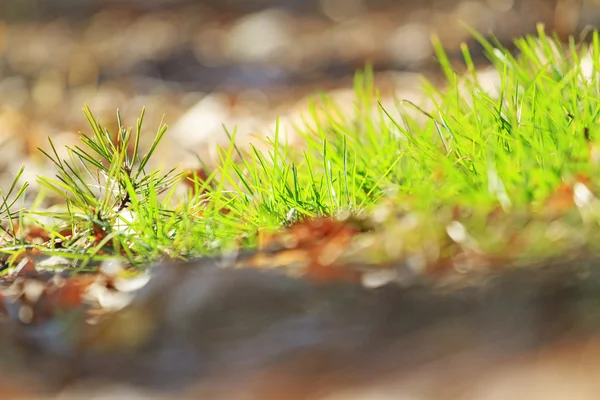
[3,26,600,272]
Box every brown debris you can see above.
[242,217,362,282]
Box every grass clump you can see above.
[2,25,600,272]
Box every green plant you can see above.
[33,106,182,267]
[4,25,600,272]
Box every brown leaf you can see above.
[22,225,51,244]
[545,175,592,215]
[13,257,38,279]
[182,168,215,196]
[545,182,575,215]
[45,275,99,311]
[247,217,361,283]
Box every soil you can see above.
[3,255,600,399]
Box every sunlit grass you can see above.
[2,25,600,270]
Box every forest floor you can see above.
[2,1,600,398]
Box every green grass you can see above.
[2,25,600,272]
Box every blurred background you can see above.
[1,0,600,189]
